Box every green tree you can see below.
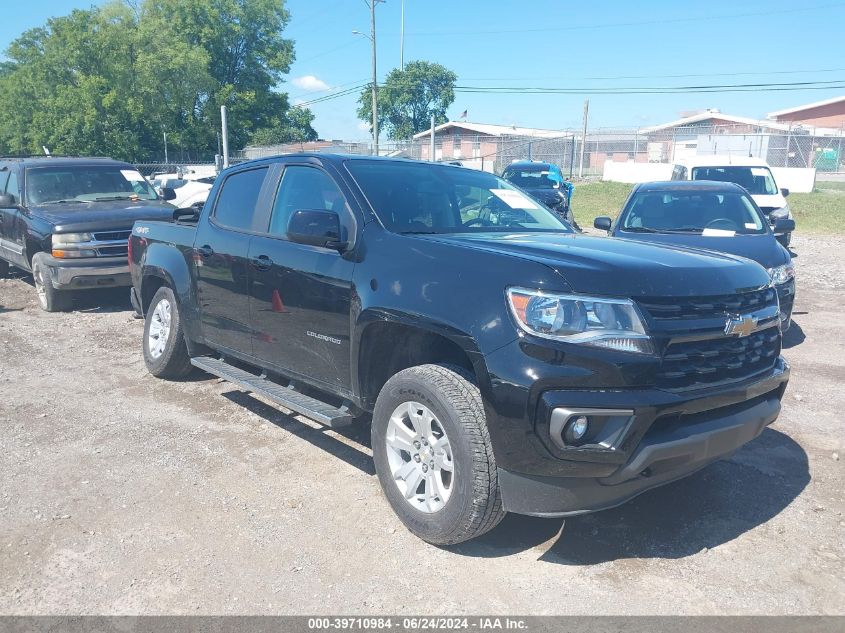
[250,106,318,146]
[0,0,312,160]
[357,61,457,140]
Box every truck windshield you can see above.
[502,168,560,189]
[691,166,778,196]
[345,161,572,234]
[26,166,158,205]
[621,190,766,235]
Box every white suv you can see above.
[670,156,793,246]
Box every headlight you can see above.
[52,232,93,245]
[768,262,795,285]
[769,204,791,221]
[507,287,654,354]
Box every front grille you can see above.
[639,287,777,321]
[657,327,780,390]
[93,230,132,242]
[96,245,129,257]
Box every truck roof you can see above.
[0,156,131,168]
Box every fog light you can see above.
[565,416,589,444]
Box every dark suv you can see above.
[502,160,573,223]
[0,156,174,311]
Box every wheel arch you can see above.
[354,310,490,410]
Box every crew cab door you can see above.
[247,163,355,393]
[0,167,27,268]
[193,165,273,355]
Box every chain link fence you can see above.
[132,123,845,182]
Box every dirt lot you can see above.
[1,234,843,615]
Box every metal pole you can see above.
[221,105,230,168]
[578,99,589,178]
[163,131,168,164]
[430,115,435,162]
[568,134,576,178]
[370,0,379,156]
[400,0,405,71]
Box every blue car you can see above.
[594,180,796,328]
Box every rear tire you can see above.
[372,364,505,545]
[31,255,72,312]
[0,259,9,278]
[143,286,193,379]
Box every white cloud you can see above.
[293,75,330,91]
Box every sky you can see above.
[4,0,845,141]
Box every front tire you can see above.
[32,255,72,312]
[143,286,192,379]
[372,364,505,545]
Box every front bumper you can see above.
[481,334,790,516]
[42,255,131,290]
[499,390,782,517]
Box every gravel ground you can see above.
[0,233,843,615]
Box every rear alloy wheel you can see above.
[143,286,192,379]
[372,364,505,545]
[31,255,72,312]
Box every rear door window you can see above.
[212,167,269,231]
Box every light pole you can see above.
[400,0,405,71]
[353,0,382,156]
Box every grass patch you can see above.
[571,181,632,227]
[789,190,845,234]
[815,180,845,192]
[572,180,844,235]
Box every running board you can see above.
[191,356,355,428]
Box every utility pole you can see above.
[578,99,589,178]
[163,130,168,164]
[400,0,405,71]
[221,105,230,169]
[430,115,435,161]
[370,0,379,156]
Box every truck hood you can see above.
[615,231,789,270]
[415,232,771,297]
[30,200,175,233]
[751,193,787,212]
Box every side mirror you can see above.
[160,187,177,201]
[780,188,790,198]
[594,216,612,232]
[173,207,200,223]
[287,209,346,250]
[774,218,795,233]
[0,193,17,207]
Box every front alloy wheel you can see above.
[372,364,505,545]
[385,401,453,513]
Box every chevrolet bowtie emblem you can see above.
[725,314,758,337]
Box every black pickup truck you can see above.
[0,156,174,311]
[128,154,790,544]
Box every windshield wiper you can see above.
[663,227,705,233]
[42,199,89,205]
[400,230,439,235]
[92,195,138,201]
[622,226,660,233]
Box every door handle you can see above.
[197,245,214,258]
[250,254,273,271]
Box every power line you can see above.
[398,2,845,36]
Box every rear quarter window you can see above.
[212,167,269,231]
